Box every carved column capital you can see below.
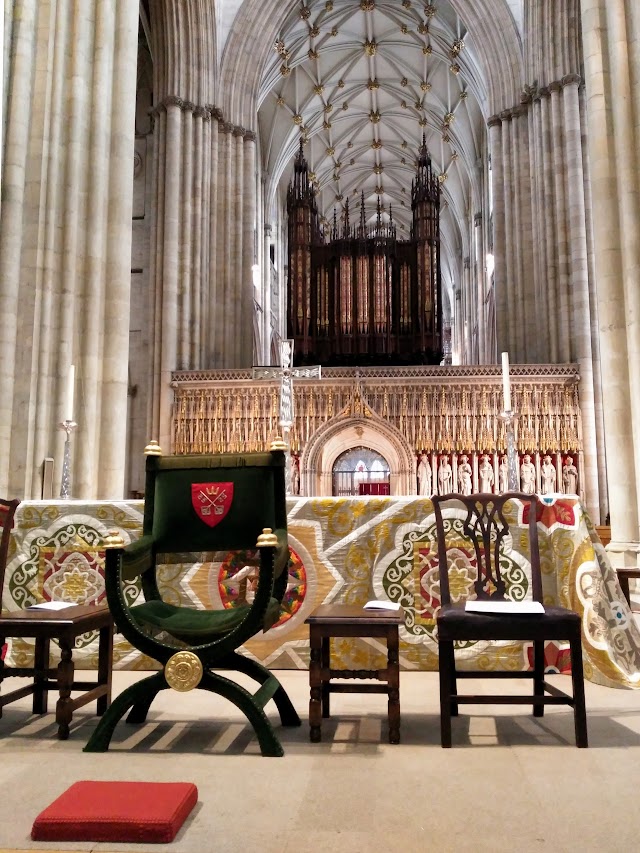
[562,73,582,88]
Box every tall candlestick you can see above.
[66,364,75,422]
[501,352,511,412]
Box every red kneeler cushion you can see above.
[31,781,198,843]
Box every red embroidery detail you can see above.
[191,483,234,528]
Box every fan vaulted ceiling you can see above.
[258,0,490,283]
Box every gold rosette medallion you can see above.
[164,651,203,692]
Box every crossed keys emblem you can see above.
[191,483,234,528]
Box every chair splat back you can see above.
[433,492,543,605]
[432,491,587,748]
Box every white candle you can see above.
[65,364,75,421]
[501,351,511,412]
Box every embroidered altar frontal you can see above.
[5,497,640,689]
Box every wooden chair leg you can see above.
[96,622,113,716]
[570,635,588,748]
[33,637,50,715]
[321,636,330,718]
[439,640,453,748]
[533,640,544,717]
[618,573,632,608]
[387,625,400,745]
[443,640,458,717]
[55,643,75,740]
[309,628,322,743]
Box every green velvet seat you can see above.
[84,443,301,756]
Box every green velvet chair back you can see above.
[144,451,287,554]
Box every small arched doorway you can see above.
[332,446,391,497]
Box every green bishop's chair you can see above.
[84,441,301,756]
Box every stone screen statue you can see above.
[563,456,579,494]
[458,455,472,495]
[479,454,494,493]
[520,454,536,494]
[499,456,508,493]
[438,456,453,494]
[541,455,556,494]
[417,453,432,495]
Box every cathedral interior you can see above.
[1,0,640,561]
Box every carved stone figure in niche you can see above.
[291,455,300,495]
[417,453,432,495]
[563,456,579,494]
[499,456,509,493]
[541,455,556,494]
[520,454,536,494]
[438,455,453,494]
[458,455,472,495]
[479,454,494,493]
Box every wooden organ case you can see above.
[287,138,442,367]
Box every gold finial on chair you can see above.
[257,527,278,547]
[144,439,163,456]
[270,437,287,451]
[103,529,125,549]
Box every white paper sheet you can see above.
[27,601,74,611]
[363,600,401,611]
[464,600,545,615]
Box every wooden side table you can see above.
[305,603,402,744]
[0,604,113,739]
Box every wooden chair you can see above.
[84,442,301,756]
[615,567,640,611]
[432,492,588,748]
[0,497,113,739]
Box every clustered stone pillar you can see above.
[0,0,138,499]
[487,0,603,522]
[581,0,640,561]
[148,96,259,451]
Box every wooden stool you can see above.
[0,604,113,739]
[305,603,402,744]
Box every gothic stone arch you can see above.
[300,415,416,497]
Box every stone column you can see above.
[581,0,639,559]
[179,109,194,369]
[562,73,601,522]
[0,0,137,498]
[242,132,257,366]
[98,0,139,496]
[233,129,245,367]
[488,116,506,359]
[207,113,220,364]
[156,101,182,452]
[474,213,485,364]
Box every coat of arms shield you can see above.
[191,482,234,527]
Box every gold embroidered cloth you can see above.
[4,496,639,688]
